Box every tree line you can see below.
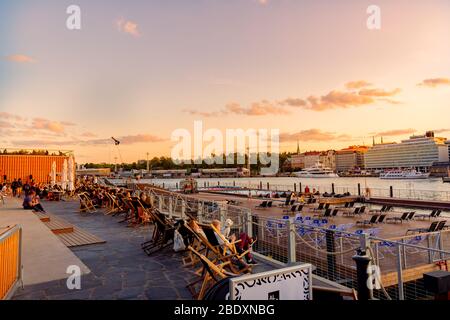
[84,152,294,173]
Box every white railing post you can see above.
[246,210,253,238]
[149,193,155,207]
[197,201,203,223]
[396,244,405,300]
[158,195,163,212]
[219,203,226,224]
[181,199,186,219]
[168,197,173,218]
[287,219,297,263]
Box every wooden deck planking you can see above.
[186,192,449,239]
[57,227,105,247]
[381,260,450,287]
[33,212,106,247]
[34,212,50,222]
[44,218,74,234]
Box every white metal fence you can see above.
[139,186,450,300]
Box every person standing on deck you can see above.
[23,181,31,195]
[11,179,18,197]
[304,185,310,194]
[17,178,23,197]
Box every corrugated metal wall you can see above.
[0,155,70,183]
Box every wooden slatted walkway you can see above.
[381,260,450,287]
[33,212,105,247]
[34,212,50,222]
[45,218,74,234]
[57,227,105,247]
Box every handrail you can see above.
[381,228,450,242]
[369,234,450,255]
[0,224,23,300]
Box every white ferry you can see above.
[294,162,338,178]
[379,169,430,180]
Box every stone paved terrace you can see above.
[11,200,232,300]
[9,197,353,300]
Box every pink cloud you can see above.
[11,134,167,147]
[418,78,450,88]
[185,81,402,117]
[345,80,372,90]
[5,54,36,63]
[373,128,416,137]
[80,132,98,138]
[117,18,140,37]
[0,112,25,121]
[31,118,73,134]
[280,129,352,142]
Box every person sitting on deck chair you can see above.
[41,187,49,200]
[140,193,152,208]
[212,219,256,265]
[23,190,46,213]
[188,220,207,239]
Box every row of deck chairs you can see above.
[134,206,255,299]
[78,190,153,227]
[416,209,443,220]
[406,220,448,235]
[182,222,254,299]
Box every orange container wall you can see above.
[0,226,20,300]
[0,155,71,184]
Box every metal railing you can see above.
[247,216,450,300]
[135,179,450,203]
[0,225,23,300]
[138,187,450,300]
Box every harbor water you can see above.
[131,176,450,202]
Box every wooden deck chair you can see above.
[416,210,437,220]
[77,192,97,213]
[183,222,234,269]
[115,194,133,218]
[183,221,249,276]
[314,208,332,218]
[186,246,238,300]
[356,214,379,227]
[142,210,176,256]
[278,197,291,207]
[210,224,253,267]
[386,211,410,224]
[202,224,252,274]
[406,221,440,235]
[283,204,298,214]
[182,222,209,268]
[181,220,234,274]
[135,199,153,225]
[342,207,360,217]
[255,201,268,209]
[119,196,140,224]
[104,192,123,215]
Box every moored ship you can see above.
[379,169,430,180]
[293,162,338,178]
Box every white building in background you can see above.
[335,146,368,172]
[364,131,449,172]
[303,152,321,168]
[446,140,450,160]
[319,150,336,171]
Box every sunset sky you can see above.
[1,0,450,163]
